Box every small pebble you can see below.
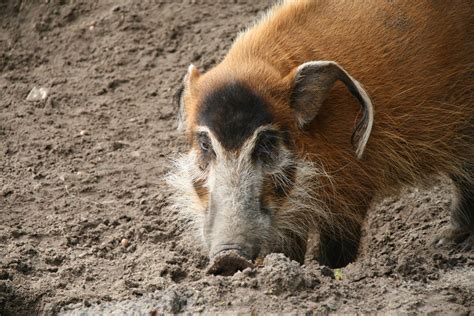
[26,86,49,101]
[121,238,129,248]
[130,151,140,158]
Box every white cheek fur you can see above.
[166,150,208,245]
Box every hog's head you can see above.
[168,61,372,274]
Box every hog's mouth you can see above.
[206,249,254,276]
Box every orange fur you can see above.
[182,0,473,256]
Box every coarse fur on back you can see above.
[170,0,474,269]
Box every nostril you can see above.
[207,249,254,276]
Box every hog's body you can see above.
[170,0,474,272]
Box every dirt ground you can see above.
[1,0,473,314]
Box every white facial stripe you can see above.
[238,124,280,162]
[195,125,226,160]
[195,124,280,164]
[194,124,277,228]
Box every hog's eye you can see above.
[200,139,209,152]
[253,131,279,163]
[197,132,213,154]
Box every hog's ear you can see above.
[175,64,200,131]
[289,61,374,159]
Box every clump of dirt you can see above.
[1,1,472,315]
[258,254,321,295]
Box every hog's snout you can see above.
[207,249,254,276]
[207,243,258,276]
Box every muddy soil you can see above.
[1,1,473,314]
